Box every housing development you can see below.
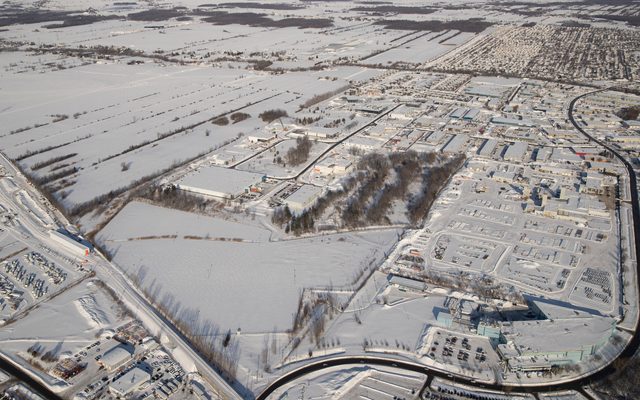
[0,0,639,400]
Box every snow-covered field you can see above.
[97,202,400,332]
[0,61,368,208]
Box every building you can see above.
[388,274,426,292]
[450,108,467,119]
[477,139,498,158]
[345,135,385,152]
[491,117,536,128]
[580,174,606,195]
[49,229,92,257]
[503,142,528,162]
[441,134,467,154]
[477,322,502,346]
[247,130,277,144]
[463,109,480,120]
[542,194,610,222]
[289,127,338,140]
[99,344,133,372]
[177,166,265,199]
[497,317,615,372]
[283,185,323,213]
[313,157,352,176]
[110,367,150,397]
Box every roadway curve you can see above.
[255,89,640,399]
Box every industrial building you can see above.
[491,117,536,128]
[388,274,426,292]
[441,134,467,154]
[283,185,323,213]
[313,157,352,176]
[477,139,499,157]
[503,142,528,162]
[49,229,93,257]
[177,166,265,199]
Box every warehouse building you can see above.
[283,185,323,213]
[503,142,528,162]
[49,229,92,257]
[441,134,467,154]
[177,166,265,199]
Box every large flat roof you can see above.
[178,165,264,198]
[285,185,322,210]
[110,367,150,396]
[502,317,614,354]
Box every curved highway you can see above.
[256,89,640,399]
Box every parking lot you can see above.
[424,328,500,378]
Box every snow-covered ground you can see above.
[97,201,400,332]
[269,364,426,400]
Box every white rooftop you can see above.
[178,165,264,198]
[101,344,133,369]
[502,317,614,354]
[284,185,322,212]
[110,367,150,396]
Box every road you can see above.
[233,103,401,181]
[254,89,640,399]
[2,89,638,400]
[87,253,245,400]
[567,89,640,361]
[0,153,243,400]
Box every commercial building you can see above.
[497,317,615,372]
[110,367,150,397]
[99,344,133,372]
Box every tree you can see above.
[222,330,231,348]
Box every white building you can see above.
[49,229,92,257]
[313,157,352,176]
[177,166,264,199]
[283,185,323,213]
[100,344,133,372]
[110,367,150,397]
[441,134,467,154]
[345,135,385,152]
[503,142,528,162]
[247,131,278,144]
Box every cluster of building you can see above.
[434,24,640,82]
[52,320,203,400]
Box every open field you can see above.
[97,201,400,332]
